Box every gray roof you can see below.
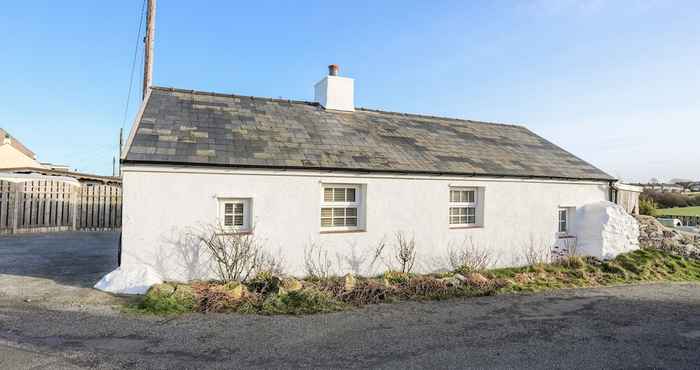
[123,87,614,181]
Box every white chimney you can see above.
[314,64,354,112]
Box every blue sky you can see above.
[1,1,698,182]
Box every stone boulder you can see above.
[94,265,163,295]
[573,201,640,260]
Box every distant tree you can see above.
[639,198,657,216]
[650,178,660,184]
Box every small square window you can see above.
[219,198,251,231]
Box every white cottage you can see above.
[120,66,615,280]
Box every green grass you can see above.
[655,206,700,217]
[132,249,700,316]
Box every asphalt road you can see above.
[1,233,699,369]
[0,283,698,369]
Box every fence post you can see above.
[71,185,79,231]
[11,182,20,234]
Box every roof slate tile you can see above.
[124,87,613,181]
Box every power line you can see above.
[120,0,148,139]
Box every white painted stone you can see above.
[94,265,163,295]
[573,201,640,260]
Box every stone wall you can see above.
[636,215,700,259]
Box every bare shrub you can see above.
[393,231,417,273]
[521,236,552,266]
[334,237,388,276]
[447,237,493,273]
[338,279,395,305]
[304,241,334,279]
[196,224,267,283]
[259,247,286,276]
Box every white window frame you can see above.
[320,184,363,232]
[558,207,570,235]
[449,187,478,227]
[218,198,252,232]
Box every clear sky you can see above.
[1,1,698,182]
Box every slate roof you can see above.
[123,87,614,181]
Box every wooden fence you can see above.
[0,180,121,234]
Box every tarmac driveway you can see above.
[0,232,120,307]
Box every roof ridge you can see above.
[150,86,522,128]
[150,86,320,107]
[354,107,523,128]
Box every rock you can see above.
[574,201,640,259]
[453,274,467,283]
[636,215,700,260]
[466,272,489,286]
[94,265,163,295]
[344,273,356,291]
[438,276,462,287]
[24,298,31,303]
[281,278,302,292]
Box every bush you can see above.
[448,237,493,273]
[383,271,410,285]
[340,279,396,305]
[138,283,196,315]
[639,197,657,216]
[195,223,269,283]
[261,289,346,315]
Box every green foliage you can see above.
[383,271,411,285]
[136,283,196,315]
[261,289,346,315]
[247,271,282,295]
[131,250,700,316]
[639,197,657,216]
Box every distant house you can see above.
[638,183,685,193]
[0,128,120,185]
[120,66,617,279]
[0,128,43,169]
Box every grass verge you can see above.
[131,248,700,316]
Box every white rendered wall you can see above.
[121,165,609,281]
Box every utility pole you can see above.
[142,0,156,100]
[118,128,123,177]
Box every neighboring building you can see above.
[0,129,43,169]
[0,128,120,185]
[689,182,700,192]
[611,183,643,215]
[4,167,121,186]
[120,67,616,280]
[637,183,685,193]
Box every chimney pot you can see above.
[328,64,339,76]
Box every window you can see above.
[321,185,362,231]
[558,208,569,234]
[449,188,478,226]
[218,198,251,231]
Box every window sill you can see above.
[217,230,253,236]
[449,225,483,230]
[320,229,367,234]
[557,234,576,239]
